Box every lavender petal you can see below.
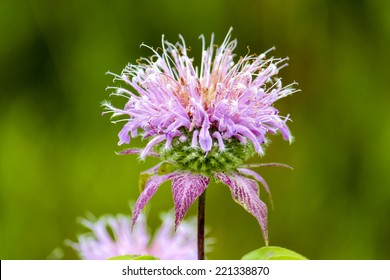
[199,113,212,152]
[140,135,166,160]
[116,148,160,158]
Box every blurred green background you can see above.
[1,0,390,260]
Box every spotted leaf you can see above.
[215,172,268,245]
[172,172,209,229]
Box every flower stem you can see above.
[197,190,206,260]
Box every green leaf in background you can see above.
[132,255,159,260]
[108,255,159,260]
[157,162,175,175]
[139,162,175,193]
[242,246,307,260]
[139,172,153,193]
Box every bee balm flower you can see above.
[103,28,297,245]
[68,212,200,260]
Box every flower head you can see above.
[68,211,200,260]
[103,29,297,245]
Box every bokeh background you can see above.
[1,0,390,260]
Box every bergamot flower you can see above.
[103,28,297,245]
[68,211,200,260]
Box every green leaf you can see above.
[157,162,175,175]
[139,172,153,193]
[138,162,175,193]
[107,255,159,260]
[132,255,159,260]
[241,246,307,260]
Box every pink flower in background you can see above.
[68,212,200,260]
[103,28,297,245]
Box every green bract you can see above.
[158,137,255,176]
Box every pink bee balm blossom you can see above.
[68,212,201,260]
[103,28,297,245]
